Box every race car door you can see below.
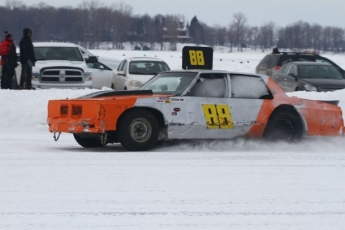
[229,74,273,137]
[170,73,239,139]
[170,73,271,139]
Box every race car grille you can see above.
[40,69,84,83]
[72,105,82,116]
[60,105,69,116]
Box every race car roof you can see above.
[160,69,269,81]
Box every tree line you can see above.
[1,0,345,52]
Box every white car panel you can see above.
[114,57,170,90]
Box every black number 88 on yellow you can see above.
[202,104,234,129]
[182,46,213,70]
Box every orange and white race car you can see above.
[47,47,345,151]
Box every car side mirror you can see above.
[117,70,125,76]
[85,56,98,63]
[99,65,104,70]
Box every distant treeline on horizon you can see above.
[1,1,345,52]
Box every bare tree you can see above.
[154,14,165,50]
[29,3,57,41]
[331,27,344,53]
[201,23,215,47]
[246,26,261,50]
[258,22,275,50]
[227,24,236,52]
[231,12,247,51]
[1,2,345,53]
[310,23,322,51]
[215,25,227,47]
[322,26,332,52]
[79,0,102,48]
[5,0,25,9]
[109,1,132,49]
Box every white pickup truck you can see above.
[2,42,120,89]
[32,42,121,89]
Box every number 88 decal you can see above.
[189,50,205,66]
[202,104,234,129]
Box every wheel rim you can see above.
[129,118,152,143]
[276,119,293,139]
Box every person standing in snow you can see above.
[19,28,36,90]
[272,47,280,54]
[0,31,17,89]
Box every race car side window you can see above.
[231,75,272,99]
[186,73,227,98]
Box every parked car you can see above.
[114,57,170,90]
[85,59,120,89]
[24,42,120,89]
[272,61,345,92]
[256,49,345,77]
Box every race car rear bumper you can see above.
[48,118,105,134]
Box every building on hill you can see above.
[162,22,190,44]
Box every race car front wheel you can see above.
[264,110,303,141]
[73,134,107,148]
[117,109,159,151]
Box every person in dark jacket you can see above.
[19,28,36,89]
[272,47,280,54]
[0,31,17,89]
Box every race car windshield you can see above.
[140,72,198,95]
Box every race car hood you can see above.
[33,60,87,72]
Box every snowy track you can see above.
[1,133,345,229]
[1,50,345,229]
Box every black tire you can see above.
[117,109,159,151]
[73,134,107,148]
[263,110,303,141]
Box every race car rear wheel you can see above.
[264,110,303,141]
[117,109,159,151]
[73,134,107,148]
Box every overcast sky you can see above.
[3,0,345,28]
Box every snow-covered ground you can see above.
[1,50,345,230]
